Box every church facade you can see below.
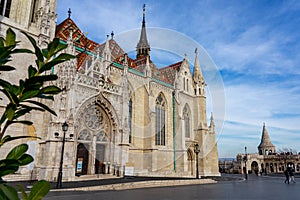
[0,0,220,182]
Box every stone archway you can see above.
[74,94,120,176]
[187,148,194,176]
[251,161,259,175]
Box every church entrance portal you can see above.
[75,98,114,176]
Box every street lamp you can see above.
[244,146,248,180]
[107,162,110,174]
[194,143,200,179]
[56,122,69,189]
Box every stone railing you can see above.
[77,73,98,88]
[77,73,121,94]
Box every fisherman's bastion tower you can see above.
[0,0,220,181]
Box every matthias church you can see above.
[0,0,219,181]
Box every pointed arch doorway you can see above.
[74,95,118,176]
[187,148,194,176]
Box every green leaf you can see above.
[25,75,58,87]
[17,104,45,113]
[39,86,61,95]
[6,104,16,121]
[36,94,54,101]
[46,38,60,59]
[0,159,19,177]
[0,85,20,105]
[23,100,57,116]
[5,28,16,47]
[27,180,50,200]
[0,37,4,47]
[40,53,75,73]
[0,65,15,71]
[17,154,33,166]
[12,48,33,54]
[6,144,28,160]
[21,31,43,63]
[19,90,40,102]
[0,135,40,146]
[17,185,28,200]
[13,108,31,119]
[10,120,33,126]
[28,65,37,78]
[0,183,19,200]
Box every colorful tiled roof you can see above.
[159,61,182,85]
[56,18,125,69]
[56,17,183,87]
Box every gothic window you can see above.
[30,0,38,22]
[128,98,133,143]
[84,105,103,130]
[186,79,189,92]
[96,131,108,142]
[183,105,190,138]
[0,0,12,18]
[78,130,91,141]
[155,94,166,145]
[183,77,185,90]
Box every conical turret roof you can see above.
[258,123,275,148]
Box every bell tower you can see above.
[136,4,150,59]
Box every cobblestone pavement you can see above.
[42,174,300,200]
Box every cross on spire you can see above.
[68,8,72,19]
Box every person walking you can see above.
[284,169,290,184]
[288,167,296,183]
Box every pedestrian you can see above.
[284,169,290,184]
[288,168,296,183]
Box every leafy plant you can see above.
[0,28,75,199]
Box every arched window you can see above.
[155,94,166,145]
[0,0,12,17]
[128,98,133,143]
[186,79,189,92]
[183,105,190,138]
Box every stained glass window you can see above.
[155,94,166,145]
[183,105,190,138]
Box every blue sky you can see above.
[56,0,300,158]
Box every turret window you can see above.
[155,94,166,145]
[0,0,12,18]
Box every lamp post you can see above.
[107,162,110,174]
[244,146,248,180]
[194,143,200,179]
[56,121,69,189]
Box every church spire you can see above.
[193,48,204,83]
[136,4,150,59]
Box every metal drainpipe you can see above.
[172,91,176,172]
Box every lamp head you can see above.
[194,143,200,153]
[62,121,68,132]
